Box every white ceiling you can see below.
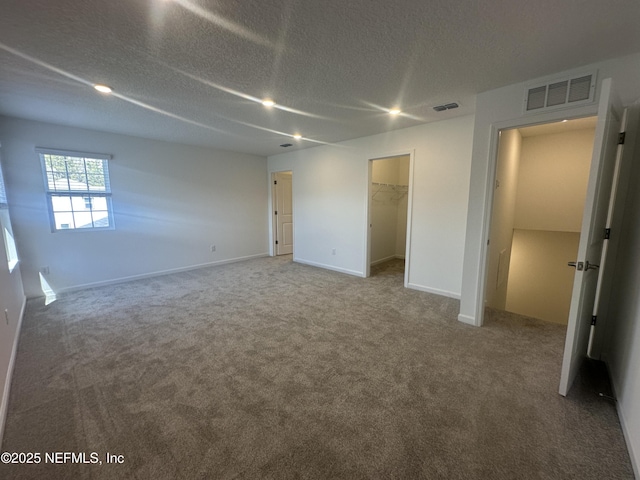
[1,0,639,157]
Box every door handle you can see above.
[585,261,599,270]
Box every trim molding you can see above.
[606,359,639,480]
[47,254,270,296]
[457,313,476,326]
[616,396,639,479]
[370,255,404,266]
[294,258,365,277]
[407,282,460,300]
[0,295,27,448]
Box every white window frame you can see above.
[0,157,8,209]
[37,148,115,232]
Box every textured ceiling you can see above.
[1,0,640,157]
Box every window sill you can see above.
[8,259,18,273]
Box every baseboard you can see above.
[457,313,476,326]
[293,258,365,278]
[406,282,460,300]
[0,295,27,449]
[370,255,405,266]
[604,359,640,479]
[51,253,270,296]
[616,395,640,479]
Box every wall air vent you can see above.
[524,72,596,113]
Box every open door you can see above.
[559,78,623,396]
[273,171,293,255]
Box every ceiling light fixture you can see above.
[293,134,302,140]
[262,99,275,107]
[94,84,112,94]
[388,108,401,115]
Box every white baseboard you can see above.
[51,253,270,296]
[457,313,476,326]
[0,295,27,448]
[617,396,640,479]
[293,258,365,278]
[605,359,640,480]
[406,282,460,300]
[370,254,405,266]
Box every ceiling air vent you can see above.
[524,72,596,113]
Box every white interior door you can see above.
[559,78,622,396]
[274,172,293,255]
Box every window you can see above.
[37,149,114,231]
[3,227,19,272]
[0,158,7,208]
[0,158,18,271]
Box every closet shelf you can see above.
[371,182,408,199]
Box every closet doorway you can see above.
[368,155,410,280]
[485,116,597,325]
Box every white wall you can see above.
[506,229,580,324]
[0,206,26,447]
[268,115,474,298]
[485,128,521,310]
[602,103,640,478]
[459,52,640,326]
[0,117,269,298]
[515,129,595,232]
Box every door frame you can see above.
[484,116,598,322]
[364,149,415,287]
[268,169,294,257]
[474,108,601,327]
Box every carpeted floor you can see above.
[1,256,634,479]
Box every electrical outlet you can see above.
[40,266,50,275]
[331,248,336,255]
[210,245,216,252]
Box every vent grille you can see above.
[525,72,595,113]
[568,75,592,103]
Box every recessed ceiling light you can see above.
[293,134,302,140]
[388,108,401,115]
[94,84,112,94]
[562,119,568,123]
[262,99,275,107]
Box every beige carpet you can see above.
[1,256,634,479]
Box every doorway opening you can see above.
[368,155,410,281]
[484,117,597,325]
[272,171,293,256]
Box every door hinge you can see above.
[618,132,626,145]
[591,315,597,326]
[275,210,278,215]
[604,228,611,240]
[275,240,279,245]
[274,180,277,185]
